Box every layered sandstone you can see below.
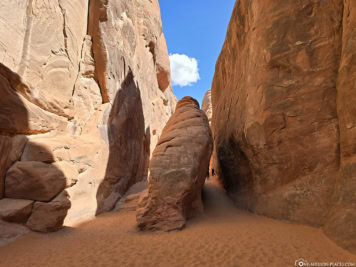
[26,191,71,232]
[6,162,66,202]
[0,0,176,238]
[212,0,355,253]
[136,97,213,231]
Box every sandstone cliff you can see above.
[212,0,356,254]
[0,0,176,235]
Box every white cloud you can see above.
[169,54,200,87]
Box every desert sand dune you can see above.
[1,177,355,267]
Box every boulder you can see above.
[26,191,71,232]
[156,34,171,92]
[136,97,213,231]
[5,161,66,202]
[0,135,28,200]
[0,198,33,223]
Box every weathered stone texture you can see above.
[137,97,213,231]
[323,0,356,254]
[156,34,171,92]
[26,191,71,232]
[0,0,176,236]
[5,162,66,202]
[212,0,356,254]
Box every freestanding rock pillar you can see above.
[136,97,213,231]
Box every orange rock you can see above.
[323,0,356,254]
[211,0,356,254]
[136,97,213,231]
[26,191,71,232]
[5,162,66,202]
[156,34,171,92]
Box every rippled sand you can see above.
[1,177,355,267]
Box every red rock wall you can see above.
[212,0,355,253]
[324,0,356,254]
[202,89,212,125]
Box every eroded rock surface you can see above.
[0,0,176,237]
[212,0,356,254]
[323,0,356,254]
[26,191,71,232]
[136,97,213,231]
[156,34,171,92]
[6,162,66,202]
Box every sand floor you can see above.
[1,177,356,267]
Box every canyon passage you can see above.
[1,0,356,266]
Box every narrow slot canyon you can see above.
[1,0,356,266]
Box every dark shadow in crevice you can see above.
[96,69,150,215]
[216,135,254,210]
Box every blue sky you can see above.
[160,0,236,106]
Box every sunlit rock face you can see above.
[211,0,356,254]
[202,89,212,125]
[0,0,176,238]
[136,97,213,232]
[202,89,214,173]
